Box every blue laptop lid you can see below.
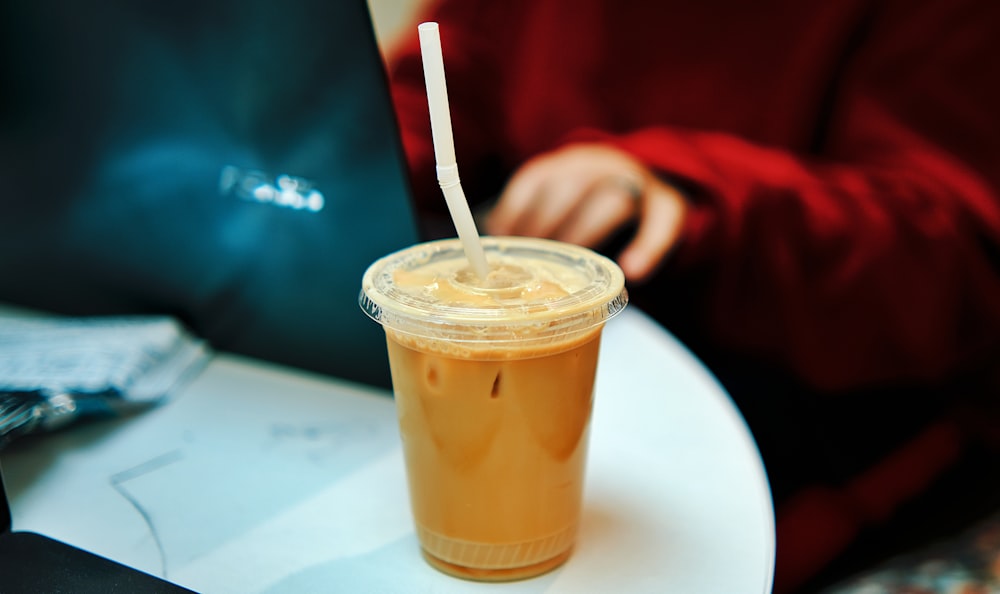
[0,0,420,388]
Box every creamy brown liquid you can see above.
[368,240,623,580]
[386,326,602,580]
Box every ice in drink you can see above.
[360,236,627,581]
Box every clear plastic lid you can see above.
[359,237,628,345]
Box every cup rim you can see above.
[359,237,628,343]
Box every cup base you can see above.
[421,547,572,582]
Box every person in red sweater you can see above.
[385,0,1000,591]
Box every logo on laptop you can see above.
[219,165,325,212]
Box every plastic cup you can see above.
[360,236,627,581]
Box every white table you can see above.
[1,307,775,593]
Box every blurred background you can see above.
[367,0,427,51]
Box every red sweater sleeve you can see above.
[579,0,1000,392]
[388,0,1000,393]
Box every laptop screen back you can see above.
[0,0,420,387]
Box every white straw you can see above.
[418,22,490,279]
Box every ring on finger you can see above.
[608,174,644,199]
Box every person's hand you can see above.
[486,144,687,283]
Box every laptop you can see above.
[0,462,196,592]
[0,0,421,389]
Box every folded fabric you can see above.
[0,315,210,448]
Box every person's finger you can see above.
[515,176,593,238]
[490,154,604,238]
[617,182,688,283]
[553,177,642,247]
[486,163,547,235]
[489,144,650,239]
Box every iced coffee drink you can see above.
[360,236,627,581]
